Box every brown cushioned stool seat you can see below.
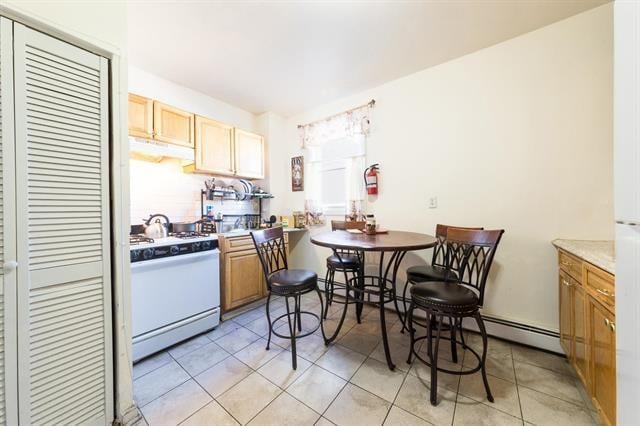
[269,269,318,295]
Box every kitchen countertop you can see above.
[218,227,307,237]
[552,239,615,275]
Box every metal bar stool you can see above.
[406,228,504,405]
[323,220,366,321]
[400,224,483,361]
[251,227,325,369]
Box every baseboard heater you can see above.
[318,278,562,354]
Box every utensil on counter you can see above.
[143,213,170,238]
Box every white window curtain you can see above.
[298,101,373,223]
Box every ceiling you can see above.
[127,0,608,116]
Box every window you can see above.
[306,136,365,217]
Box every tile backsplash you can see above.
[130,158,258,225]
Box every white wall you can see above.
[128,66,262,224]
[270,4,614,337]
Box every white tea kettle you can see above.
[143,213,170,239]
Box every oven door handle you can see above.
[131,249,219,270]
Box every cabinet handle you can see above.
[596,288,612,297]
[562,280,572,287]
[561,261,571,266]
[610,322,616,332]
[604,318,610,327]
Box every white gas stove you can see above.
[130,232,220,361]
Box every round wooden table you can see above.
[311,230,437,370]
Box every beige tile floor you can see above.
[133,293,599,426]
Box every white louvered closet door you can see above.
[12,23,113,425]
[0,17,18,426]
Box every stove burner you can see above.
[129,235,154,245]
[170,231,210,239]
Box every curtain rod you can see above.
[297,99,375,129]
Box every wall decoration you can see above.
[291,156,304,192]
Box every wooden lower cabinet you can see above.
[588,296,616,426]
[573,283,588,383]
[220,232,288,312]
[559,271,573,356]
[224,248,265,310]
[555,248,615,426]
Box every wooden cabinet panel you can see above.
[128,93,153,139]
[220,231,289,312]
[585,263,615,310]
[224,249,264,310]
[153,101,194,147]
[559,271,573,357]
[234,129,264,179]
[588,296,616,426]
[559,250,582,282]
[573,284,588,385]
[194,116,234,175]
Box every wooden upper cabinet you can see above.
[194,116,234,175]
[128,93,153,139]
[153,101,195,147]
[234,129,265,179]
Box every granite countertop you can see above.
[218,227,307,237]
[552,239,615,275]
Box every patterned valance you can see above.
[298,100,375,148]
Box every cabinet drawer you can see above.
[559,250,582,282]
[221,232,288,253]
[585,263,615,309]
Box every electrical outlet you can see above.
[428,197,438,209]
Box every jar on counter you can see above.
[365,214,376,234]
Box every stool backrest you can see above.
[331,221,365,259]
[432,224,483,268]
[444,228,504,306]
[251,227,288,286]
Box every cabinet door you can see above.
[195,116,234,175]
[559,272,573,357]
[128,93,153,139]
[234,129,264,179]
[589,297,616,426]
[573,284,588,385]
[153,101,194,147]
[0,17,18,425]
[224,249,265,310]
[13,23,113,424]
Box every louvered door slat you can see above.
[14,23,112,425]
[0,17,18,426]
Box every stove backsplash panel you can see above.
[130,158,259,224]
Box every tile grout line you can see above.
[511,345,526,423]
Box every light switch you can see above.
[429,197,438,209]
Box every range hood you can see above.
[129,137,195,162]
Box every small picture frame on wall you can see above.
[291,156,304,192]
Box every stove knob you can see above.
[193,242,201,251]
[170,246,180,256]
[143,248,154,260]
[131,250,141,262]
[202,241,211,250]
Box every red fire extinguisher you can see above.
[364,164,380,195]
